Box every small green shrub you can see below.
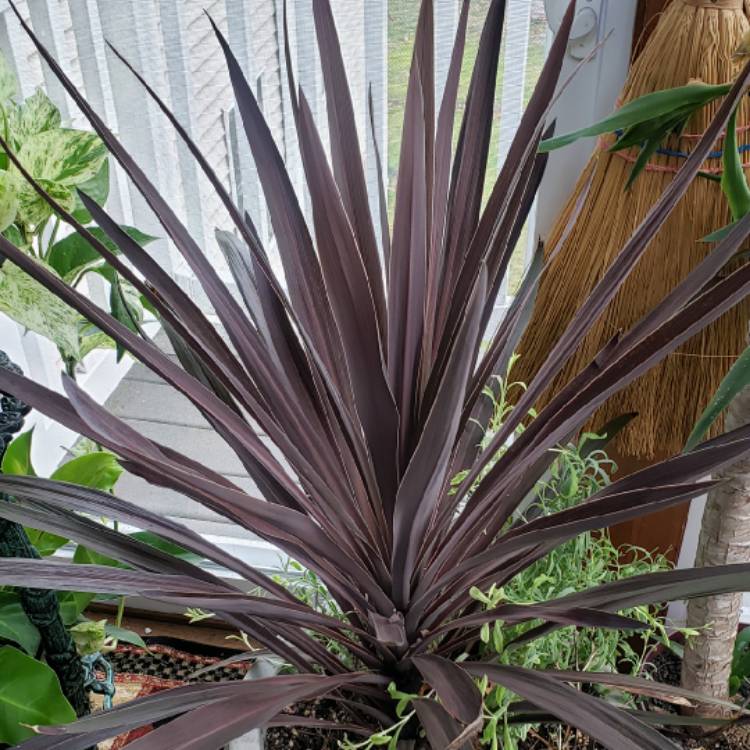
[466,364,673,749]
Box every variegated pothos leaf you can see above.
[14,128,108,187]
[16,177,74,227]
[0,259,80,358]
[0,169,18,231]
[7,88,62,145]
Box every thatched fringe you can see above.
[515,0,750,458]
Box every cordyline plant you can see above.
[2,0,750,748]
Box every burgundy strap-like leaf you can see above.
[547,563,750,615]
[413,698,479,750]
[412,655,482,724]
[368,85,392,271]
[424,0,470,371]
[460,56,750,515]
[544,671,750,715]
[437,1,573,352]
[388,29,428,477]
[391,266,486,607]
[438,0,507,324]
[0,474,295,601]
[311,0,388,339]
[209,17,350,403]
[21,673,383,750]
[463,664,676,750]
[418,605,645,652]
[296,90,399,508]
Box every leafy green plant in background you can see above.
[539,80,732,187]
[478,444,671,748]
[450,369,673,749]
[0,52,155,374]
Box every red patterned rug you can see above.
[89,642,250,749]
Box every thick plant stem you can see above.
[682,383,750,714]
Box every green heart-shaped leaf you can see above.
[0,646,75,744]
[9,89,61,143]
[1,428,36,476]
[48,224,156,282]
[16,177,74,227]
[51,451,123,492]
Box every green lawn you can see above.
[386,1,548,293]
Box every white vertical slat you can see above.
[96,0,182,276]
[224,0,267,244]
[179,2,235,265]
[158,0,207,250]
[26,0,73,120]
[0,3,44,99]
[0,317,58,392]
[498,0,533,167]
[434,0,458,105]
[67,0,132,224]
[365,0,388,251]
[496,0,533,306]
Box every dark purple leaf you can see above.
[412,655,482,724]
[462,664,676,750]
[311,0,388,338]
[391,266,486,607]
[413,698,479,750]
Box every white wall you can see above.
[536,0,638,239]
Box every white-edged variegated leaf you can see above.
[0,259,80,358]
[15,128,107,187]
[9,89,61,143]
[0,169,18,231]
[17,177,74,227]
